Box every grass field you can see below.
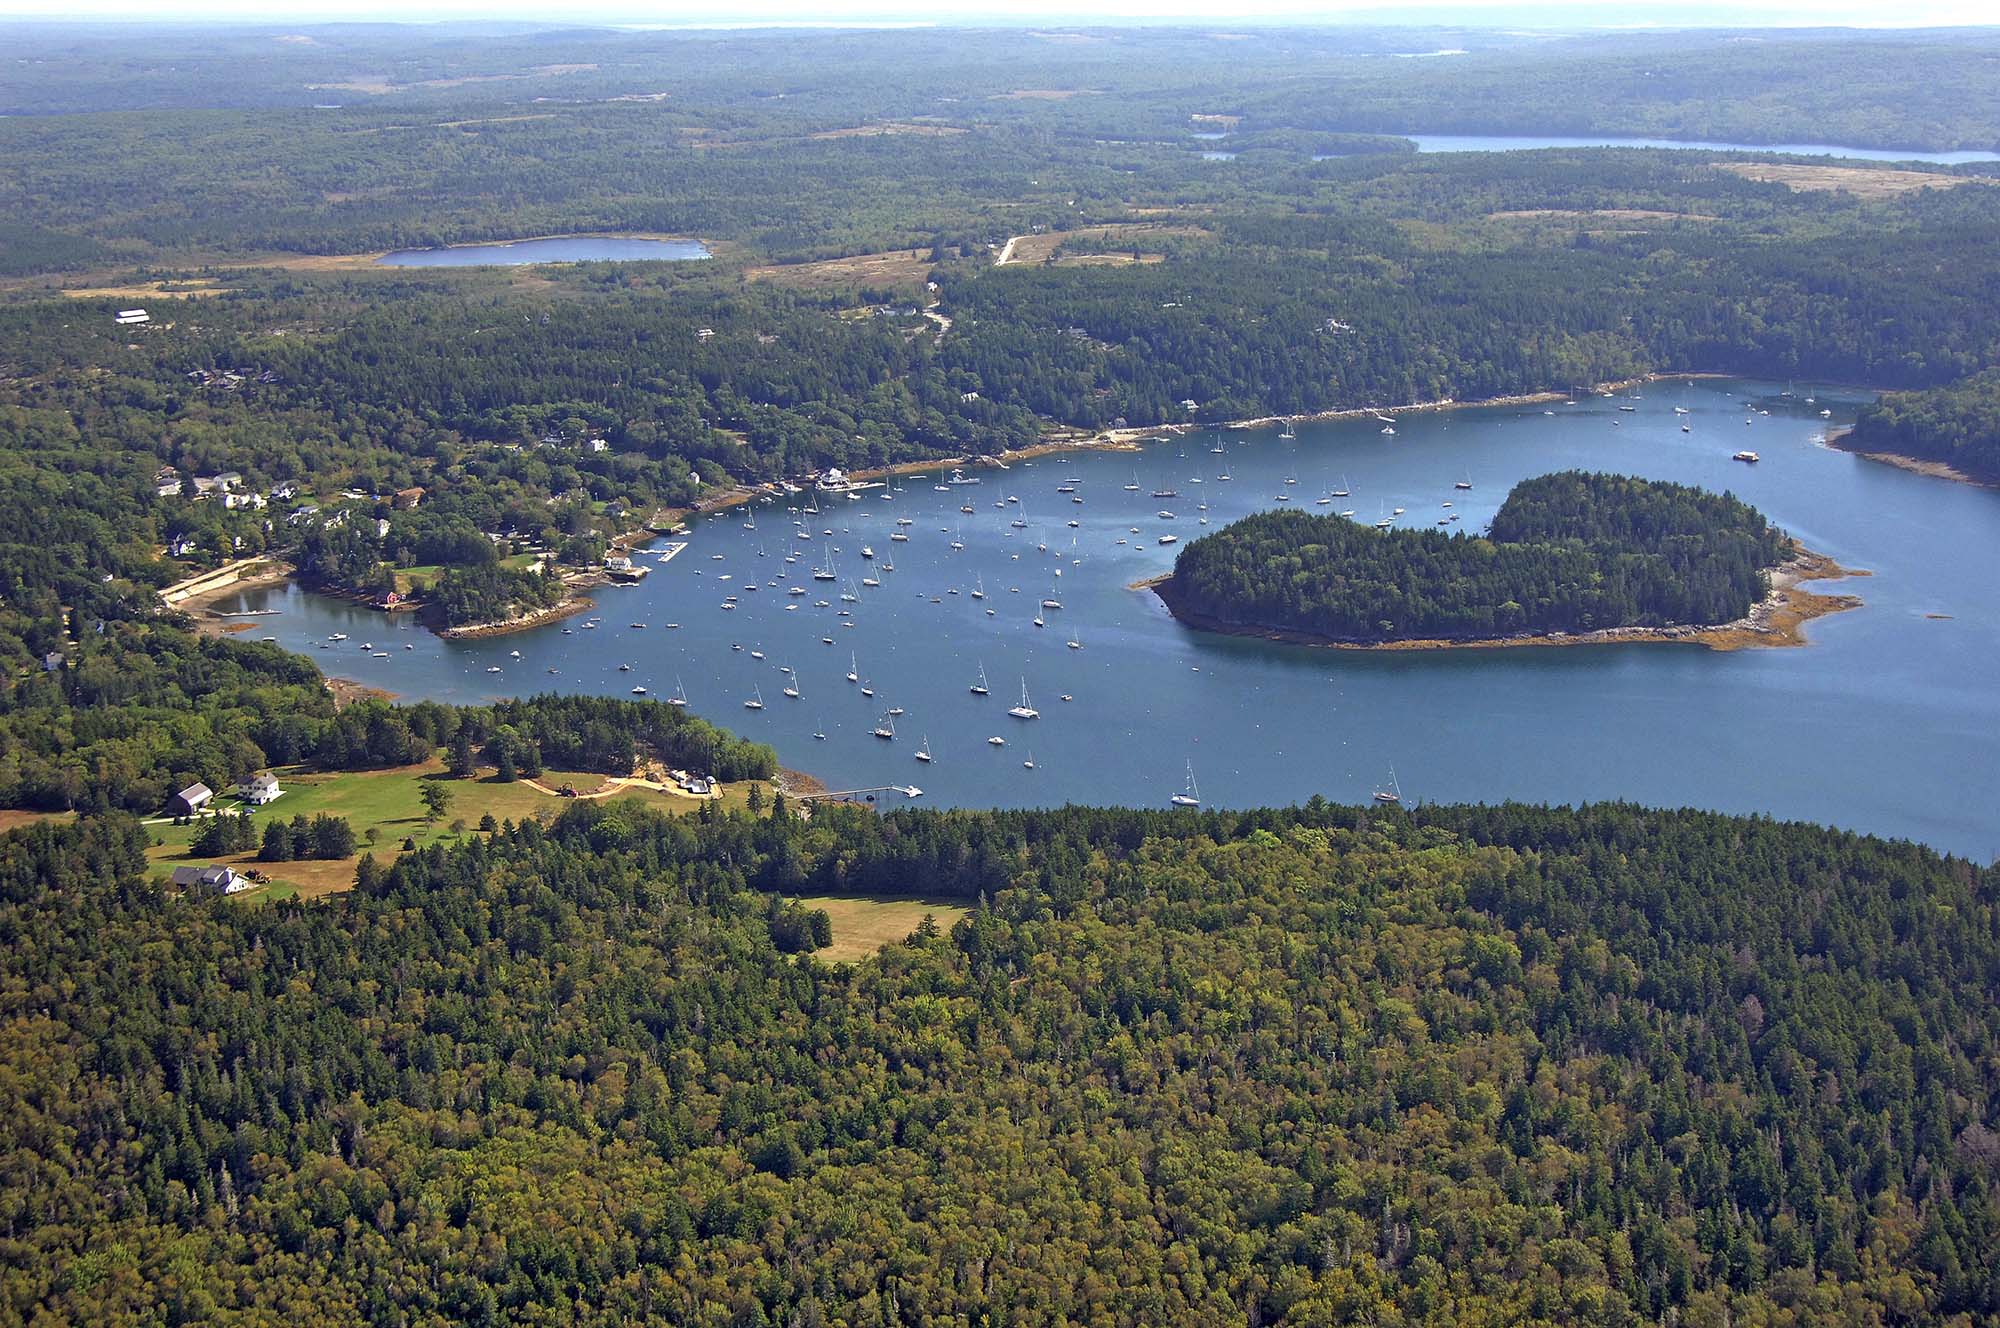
[794,894,969,963]
[744,248,933,291]
[149,759,762,901]
[1717,162,1972,198]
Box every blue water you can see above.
[219,379,2000,861]
[377,236,712,267]
[1407,134,2000,164]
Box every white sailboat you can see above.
[915,736,933,763]
[668,676,689,708]
[1372,767,1403,804]
[872,713,896,740]
[1170,762,1201,807]
[971,575,985,600]
[1008,679,1039,720]
[970,663,990,696]
[744,685,765,711]
[782,669,800,699]
[847,653,859,683]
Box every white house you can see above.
[170,865,250,894]
[587,438,609,453]
[235,772,282,805]
[115,309,151,326]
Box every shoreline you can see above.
[1143,547,1865,654]
[437,596,596,640]
[1824,426,1996,490]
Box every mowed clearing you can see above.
[745,248,933,290]
[996,224,1205,266]
[794,895,969,963]
[1718,162,1981,198]
[147,759,763,902]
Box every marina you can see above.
[216,377,2000,859]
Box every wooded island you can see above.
[1160,472,1791,645]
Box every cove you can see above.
[215,379,2000,861]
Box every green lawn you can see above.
[149,760,765,900]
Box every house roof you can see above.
[177,782,213,801]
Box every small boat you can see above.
[486,665,502,674]
[1333,477,1350,497]
[887,706,904,717]
[1455,475,1472,491]
[782,669,800,699]
[750,648,764,660]
[873,714,896,740]
[1151,488,1179,499]
[814,724,826,741]
[1008,680,1040,720]
[1278,419,1297,440]
[668,677,688,708]
[860,545,874,558]
[744,686,765,710]
[860,681,875,698]
[619,663,633,672]
[1023,751,1037,770]
[972,575,986,600]
[988,735,1006,747]
[1372,767,1403,805]
[847,654,860,683]
[1170,762,1201,808]
[1380,426,1396,436]
[970,663,991,696]
[631,685,647,695]
[1158,534,1178,545]
[1733,450,1760,463]
[915,737,933,763]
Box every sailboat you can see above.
[1170,761,1201,808]
[1008,679,1039,720]
[1455,473,1473,491]
[915,736,933,763]
[847,653,859,683]
[970,663,990,696]
[1333,475,1350,497]
[744,685,765,711]
[782,669,800,699]
[813,721,826,741]
[1066,627,1081,650]
[1123,473,1141,492]
[668,676,689,708]
[971,574,985,600]
[1278,418,1297,440]
[1022,750,1037,770]
[1372,767,1403,805]
[872,713,896,740]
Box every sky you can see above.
[0,0,1994,24]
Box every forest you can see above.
[0,796,1994,1324]
[1165,472,1789,642]
[1845,368,2000,480]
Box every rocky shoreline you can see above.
[436,596,596,640]
[1143,547,1864,654]
[1824,426,1996,490]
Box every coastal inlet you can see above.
[214,378,2000,860]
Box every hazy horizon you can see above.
[4,2,1998,29]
